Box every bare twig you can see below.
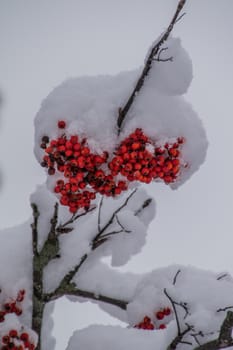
[217,306,233,313]
[173,269,181,285]
[117,0,187,133]
[93,189,137,245]
[217,274,229,281]
[98,196,104,233]
[154,47,173,62]
[167,325,192,350]
[134,198,152,216]
[56,206,96,234]
[164,288,181,335]
[115,215,131,233]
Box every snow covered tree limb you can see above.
[193,311,233,350]
[30,191,153,349]
[44,285,128,310]
[31,203,39,256]
[117,0,187,134]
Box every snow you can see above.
[67,324,170,350]
[0,34,212,350]
[66,265,233,350]
[34,37,207,196]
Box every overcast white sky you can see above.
[1,1,233,349]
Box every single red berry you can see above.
[163,307,171,316]
[156,311,164,320]
[9,330,18,338]
[159,324,166,329]
[2,335,10,344]
[58,120,66,129]
[20,333,29,342]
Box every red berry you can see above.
[2,335,10,344]
[20,333,29,342]
[58,120,66,129]
[163,307,171,316]
[159,324,166,329]
[9,330,18,338]
[156,311,164,320]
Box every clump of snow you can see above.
[34,37,207,196]
[43,187,155,293]
[66,324,174,350]
[145,37,193,96]
[66,265,233,350]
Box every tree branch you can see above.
[31,203,40,256]
[92,189,137,247]
[194,312,233,350]
[45,284,128,310]
[117,0,187,134]
[56,206,96,234]
[48,202,58,240]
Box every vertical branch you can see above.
[31,203,39,255]
[117,0,187,134]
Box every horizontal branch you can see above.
[45,284,128,310]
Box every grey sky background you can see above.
[1,1,233,349]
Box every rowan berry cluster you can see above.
[40,120,185,213]
[134,307,172,331]
[0,290,25,323]
[40,121,128,213]
[109,128,184,184]
[1,329,35,350]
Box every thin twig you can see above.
[173,269,181,285]
[115,215,131,233]
[117,0,187,134]
[93,189,137,244]
[217,274,229,281]
[56,206,96,233]
[217,306,233,313]
[164,288,181,335]
[134,198,152,216]
[98,196,104,233]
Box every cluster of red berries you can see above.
[134,307,172,331]
[0,290,25,323]
[40,120,185,213]
[40,120,128,213]
[109,128,184,184]
[1,330,35,350]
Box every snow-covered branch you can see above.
[117,0,187,133]
[194,311,233,350]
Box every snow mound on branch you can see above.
[0,222,32,328]
[145,37,193,96]
[66,265,233,350]
[34,37,207,192]
[38,187,155,292]
[66,324,174,350]
[68,261,141,323]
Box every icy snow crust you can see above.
[34,38,207,190]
